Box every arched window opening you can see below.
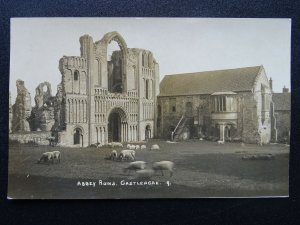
[148,53,153,67]
[107,41,124,93]
[107,41,120,61]
[145,125,151,140]
[43,85,48,92]
[74,71,79,81]
[73,128,83,146]
[225,126,231,139]
[142,53,145,66]
[144,52,148,67]
[145,79,149,99]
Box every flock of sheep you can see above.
[36,142,175,178]
[106,143,175,178]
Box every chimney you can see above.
[269,77,273,92]
[282,85,289,93]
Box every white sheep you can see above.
[150,144,160,150]
[119,149,136,161]
[217,140,224,144]
[123,161,147,174]
[113,142,123,148]
[52,151,61,163]
[141,145,146,150]
[107,142,122,147]
[128,145,136,150]
[126,144,131,148]
[37,152,54,164]
[152,161,174,177]
[109,150,118,161]
[96,143,103,148]
[135,145,140,150]
[136,169,155,178]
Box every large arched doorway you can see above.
[108,112,121,142]
[107,107,127,142]
[73,128,83,147]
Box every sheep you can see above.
[217,140,224,144]
[37,152,54,164]
[242,154,275,160]
[96,143,103,148]
[126,144,131,148]
[52,151,61,163]
[118,150,136,161]
[135,145,140,150]
[152,161,174,177]
[123,161,147,174]
[109,150,118,161]
[150,144,160,151]
[136,169,155,179]
[111,142,123,148]
[128,145,136,150]
[141,145,147,150]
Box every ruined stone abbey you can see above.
[9,31,290,147]
[10,32,159,147]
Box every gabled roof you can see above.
[159,66,263,96]
[273,92,291,111]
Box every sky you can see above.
[10,18,291,105]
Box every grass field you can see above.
[8,139,289,199]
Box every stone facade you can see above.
[157,66,276,144]
[272,87,291,143]
[54,32,159,147]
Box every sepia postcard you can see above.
[8,18,291,199]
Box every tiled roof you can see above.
[273,92,291,111]
[159,66,262,96]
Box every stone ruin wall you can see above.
[9,131,52,145]
[30,81,56,132]
[11,80,32,132]
[10,79,62,145]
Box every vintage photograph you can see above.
[8,18,291,199]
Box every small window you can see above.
[74,71,79,81]
[172,106,176,112]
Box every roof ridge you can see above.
[164,65,262,77]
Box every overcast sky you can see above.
[10,18,291,105]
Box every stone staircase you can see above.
[172,116,194,141]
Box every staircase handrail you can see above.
[171,115,184,140]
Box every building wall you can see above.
[157,67,274,144]
[275,110,290,142]
[9,131,52,145]
[157,95,211,139]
